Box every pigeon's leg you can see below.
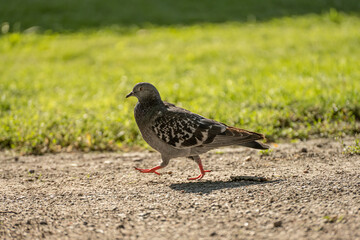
[188,156,211,180]
[134,157,169,176]
[134,166,162,175]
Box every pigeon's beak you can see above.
[126,91,134,98]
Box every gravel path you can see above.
[1,139,359,239]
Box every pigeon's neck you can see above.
[135,97,163,115]
[138,96,163,108]
[135,98,164,125]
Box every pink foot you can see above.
[188,157,211,180]
[188,170,211,180]
[134,166,162,175]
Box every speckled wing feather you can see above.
[151,103,265,149]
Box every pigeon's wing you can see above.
[151,105,265,149]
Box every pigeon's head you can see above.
[126,82,161,103]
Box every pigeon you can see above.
[126,82,269,180]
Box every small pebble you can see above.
[244,156,252,162]
[117,224,125,229]
[274,221,282,227]
[301,148,308,153]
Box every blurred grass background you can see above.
[1,0,360,154]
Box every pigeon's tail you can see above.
[238,141,269,149]
[223,127,269,149]
[224,126,265,139]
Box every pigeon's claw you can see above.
[134,166,162,175]
[188,170,211,180]
[188,157,211,180]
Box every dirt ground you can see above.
[1,138,360,240]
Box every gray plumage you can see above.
[126,82,269,180]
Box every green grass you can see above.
[1,1,360,154]
[1,0,359,32]
[343,139,360,155]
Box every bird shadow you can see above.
[169,178,282,194]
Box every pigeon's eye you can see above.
[139,87,143,91]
